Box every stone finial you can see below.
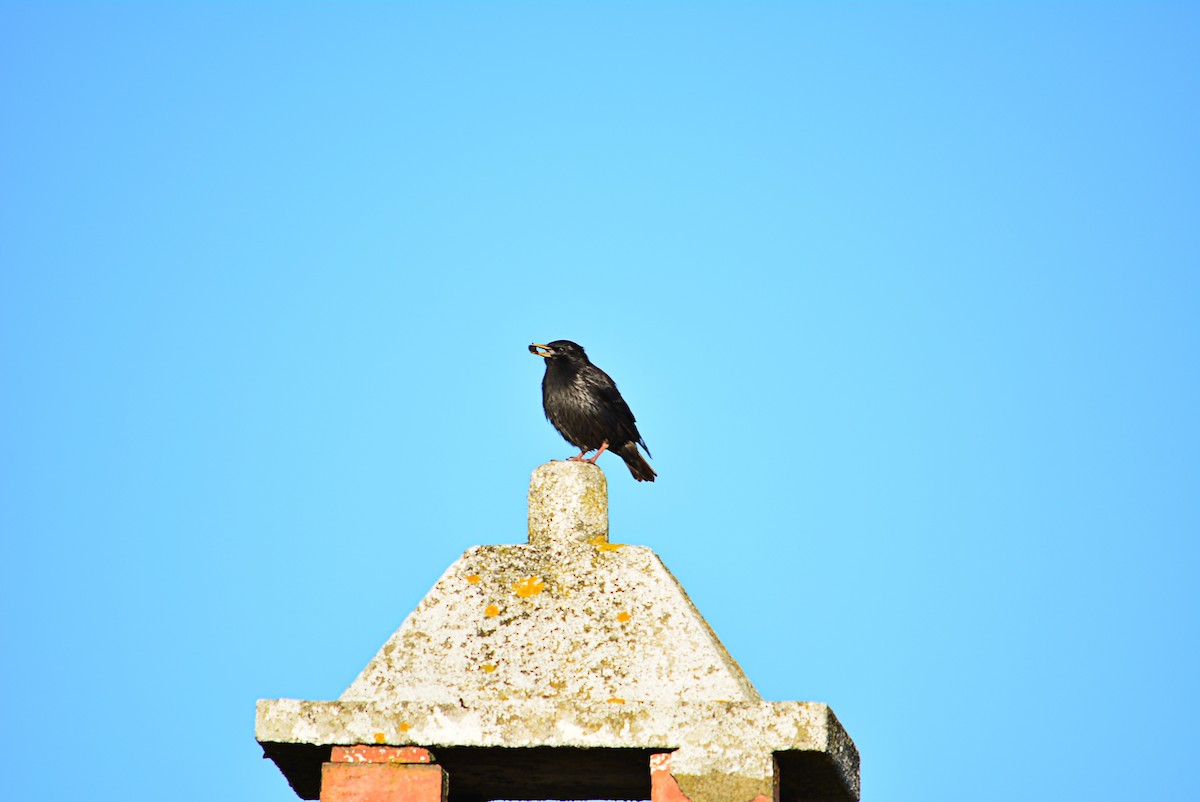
[527,460,608,545]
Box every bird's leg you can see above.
[583,441,610,464]
[566,449,591,461]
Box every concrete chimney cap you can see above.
[255,461,860,802]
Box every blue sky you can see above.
[2,3,1197,800]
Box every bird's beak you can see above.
[529,343,552,358]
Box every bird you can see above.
[528,340,656,482]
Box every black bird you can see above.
[529,340,656,482]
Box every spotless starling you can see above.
[529,340,656,482]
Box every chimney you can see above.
[257,461,859,802]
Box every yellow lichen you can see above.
[606,696,626,704]
[513,576,545,598]
[466,574,481,584]
[617,611,632,622]
[373,732,386,744]
[397,722,411,733]
[485,604,500,617]
[481,663,497,673]
[588,535,623,552]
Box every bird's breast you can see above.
[542,372,611,450]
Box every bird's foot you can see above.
[583,441,610,464]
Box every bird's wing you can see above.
[584,369,650,457]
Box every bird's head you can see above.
[528,340,587,361]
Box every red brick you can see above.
[650,752,691,802]
[651,754,772,802]
[331,745,434,764]
[321,762,447,802]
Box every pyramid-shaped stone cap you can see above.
[342,461,758,705]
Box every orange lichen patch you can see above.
[466,574,481,584]
[397,721,411,733]
[513,576,545,598]
[617,611,632,622]
[481,663,497,673]
[589,535,624,552]
[606,696,626,704]
[373,732,387,744]
[485,604,500,617]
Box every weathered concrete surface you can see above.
[341,461,758,707]
[340,547,759,705]
[258,461,859,801]
[528,460,609,544]
[257,699,858,801]
[257,699,842,754]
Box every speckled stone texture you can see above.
[257,461,859,802]
[527,460,609,544]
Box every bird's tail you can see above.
[614,442,657,482]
